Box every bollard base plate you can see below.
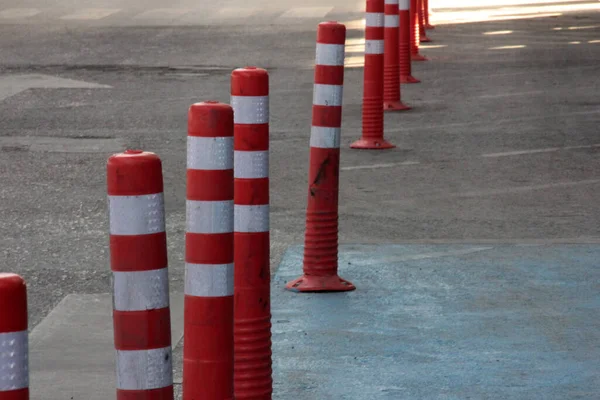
[350,138,396,150]
[384,101,412,112]
[425,24,435,29]
[420,36,432,43]
[412,53,428,61]
[401,75,421,84]
[285,274,356,293]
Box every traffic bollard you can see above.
[231,67,273,400]
[107,150,174,400]
[351,0,396,149]
[0,273,29,400]
[183,102,235,400]
[384,0,411,111]
[286,21,356,292]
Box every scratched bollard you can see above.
[286,22,356,292]
[0,273,29,400]
[107,150,174,400]
[231,67,273,399]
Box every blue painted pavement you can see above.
[271,244,600,399]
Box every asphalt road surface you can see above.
[0,0,599,398]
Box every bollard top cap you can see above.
[107,150,164,196]
[317,21,346,45]
[231,67,269,97]
[188,101,234,138]
[0,273,28,333]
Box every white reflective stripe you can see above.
[365,40,385,54]
[234,151,269,179]
[313,84,343,107]
[399,0,410,10]
[187,136,233,171]
[316,43,345,66]
[365,12,384,27]
[113,268,169,312]
[186,200,234,234]
[385,15,399,27]
[310,126,341,149]
[385,0,399,4]
[234,205,269,233]
[109,194,165,236]
[231,96,269,124]
[0,330,28,391]
[185,263,234,297]
[116,347,172,390]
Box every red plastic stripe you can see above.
[314,65,344,86]
[110,233,167,272]
[233,125,269,151]
[366,0,384,13]
[185,233,234,265]
[234,179,269,206]
[117,386,174,400]
[113,308,172,350]
[107,151,164,196]
[187,169,234,201]
[183,296,234,399]
[0,273,27,333]
[312,105,342,128]
[0,388,29,400]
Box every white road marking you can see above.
[482,144,600,158]
[478,90,544,99]
[483,30,513,35]
[589,40,600,44]
[420,44,448,49]
[216,8,257,18]
[0,136,125,153]
[387,109,600,132]
[133,9,189,20]
[279,7,334,18]
[60,9,120,20]
[0,74,112,102]
[451,179,600,199]
[0,8,41,18]
[490,45,526,49]
[341,161,420,171]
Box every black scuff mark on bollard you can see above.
[310,156,330,197]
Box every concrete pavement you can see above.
[0,0,599,397]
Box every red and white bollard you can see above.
[107,150,174,400]
[286,22,355,292]
[351,0,396,149]
[0,273,29,400]
[231,67,273,399]
[183,102,234,400]
[410,0,427,61]
[424,0,434,29]
[384,0,411,111]
[399,0,420,83]
[419,0,432,42]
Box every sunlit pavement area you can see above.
[0,0,599,398]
